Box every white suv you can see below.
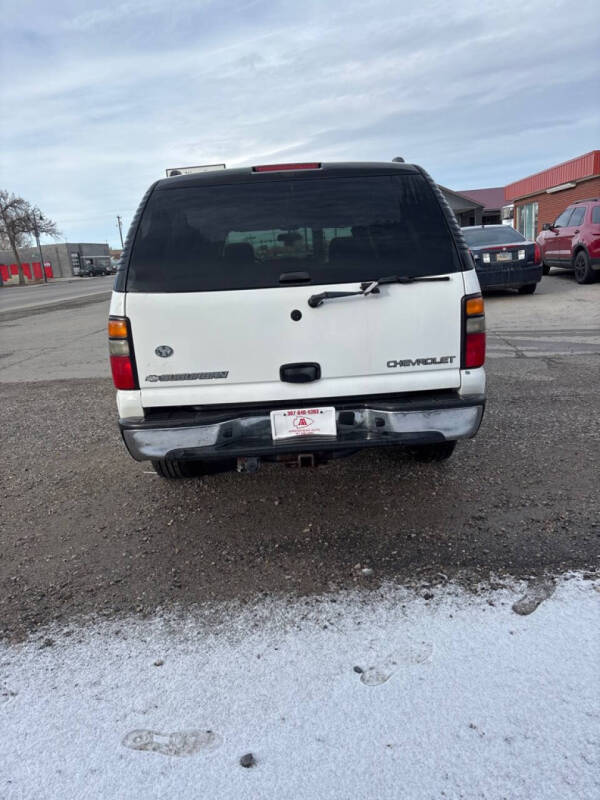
[108,161,486,478]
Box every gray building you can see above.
[455,187,506,226]
[438,186,485,227]
[0,242,110,278]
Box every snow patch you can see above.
[1,575,599,799]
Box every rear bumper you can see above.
[476,264,542,289]
[120,393,485,461]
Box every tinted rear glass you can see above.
[127,174,461,292]
[462,227,526,246]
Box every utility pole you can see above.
[116,215,124,248]
[31,211,48,284]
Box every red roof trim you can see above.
[505,151,600,202]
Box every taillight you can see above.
[534,243,541,265]
[108,316,138,390]
[462,293,485,369]
[252,162,321,172]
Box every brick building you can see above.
[505,150,600,241]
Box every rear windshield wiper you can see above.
[307,275,450,308]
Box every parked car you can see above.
[462,225,542,294]
[108,161,486,478]
[537,198,600,284]
[78,257,111,277]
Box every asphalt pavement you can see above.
[0,274,599,640]
[0,274,114,317]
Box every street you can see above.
[0,274,113,317]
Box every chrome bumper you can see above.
[121,402,484,461]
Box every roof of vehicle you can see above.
[573,197,599,204]
[461,224,507,230]
[154,161,420,190]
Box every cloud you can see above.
[1,0,599,245]
[62,0,175,31]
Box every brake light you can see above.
[252,162,321,172]
[108,316,138,390]
[534,243,541,265]
[110,354,136,389]
[462,293,485,369]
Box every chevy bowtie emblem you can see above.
[155,345,174,358]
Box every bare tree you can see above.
[0,228,30,251]
[0,190,60,285]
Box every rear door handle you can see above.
[280,362,321,383]
[573,229,580,234]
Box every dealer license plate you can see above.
[270,407,337,440]
[496,251,512,262]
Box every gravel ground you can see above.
[1,353,599,641]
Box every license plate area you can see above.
[270,406,337,440]
[496,251,512,262]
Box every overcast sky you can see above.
[2,0,599,247]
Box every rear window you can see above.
[127,174,461,292]
[462,227,526,246]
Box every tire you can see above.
[518,283,537,295]
[542,262,551,276]
[407,440,457,462]
[573,250,595,284]
[152,459,201,479]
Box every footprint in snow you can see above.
[122,729,221,757]
[357,640,433,686]
[512,579,555,616]
[1,687,18,705]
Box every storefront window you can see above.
[516,202,538,240]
